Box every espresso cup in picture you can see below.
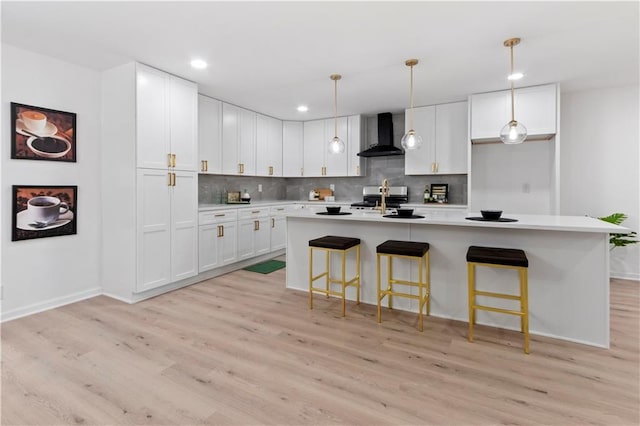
[27,196,69,225]
[19,110,48,132]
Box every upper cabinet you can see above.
[470,83,557,142]
[303,116,354,177]
[198,94,222,174]
[282,121,304,177]
[348,115,365,176]
[136,64,197,171]
[404,101,468,175]
[256,114,283,176]
[222,103,256,175]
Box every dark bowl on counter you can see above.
[481,210,503,220]
[326,206,342,215]
[396,208,414,218]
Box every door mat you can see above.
[243,260,286,274]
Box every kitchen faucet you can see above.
[380,178,389,215]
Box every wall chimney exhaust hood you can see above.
[357,112,404,157]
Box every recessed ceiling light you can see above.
[297,105,309,112]
[508,72,524,81]
[190,59,208,70]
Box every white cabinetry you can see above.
[303,116,352,177]
[222,103,256,175]
[348,115,365,176]
[102,62,199,301]
[237,208,270,260]
[256,114,283,176]
[470,84,557,142]
[282,121,304,177]
[198,210,238,272]
[136,64,197,171]
[136,169,198,292]
[198,94,222,173]
[404,102,467,175]
[270,205,296,251]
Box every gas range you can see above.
[350,186,408,210]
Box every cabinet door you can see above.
[255,218,271,256]
[282,121,304,177]
[303,120,325,177]
[348,115,365,176]
[198,95,222,174]
[169,76,197,171]
[136,65,170,170]
[256,114,282,177]
[220,221,238,265]
[270,118,283,176]
[325,117,348,176]
[136,169,171,292]
[238,107,256,175]
[270,216,286,251]
[514,85,557,136]
[404,106,436,175]
[198,224,220,272]
[435,101,468,174]
[222,103,240,174]
[237,219,256,260]
[470,91,510,140]
[171,171,198,282]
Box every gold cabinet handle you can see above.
[271,218,275,228]
[172,154,177,168]
[205,160,208,172]
[254,220,259,231]
[214,213,225,217]
[201,160,205,172]
[276,208,285,211]
[217,225,221,237]
[168,172,172,186]
[172,172,177,186]
[251,210,260,214]
[301,167,304,176]
[269,166,273,176]
[436,162,439,173]
[168,153,172,168]
[356,165,360,175]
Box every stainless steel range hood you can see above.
[357,112,404,157]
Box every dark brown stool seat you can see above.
[309,235,361,317]
[376,240,430,331]
[466,245,530,354]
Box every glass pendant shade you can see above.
[401,130,422,150]
[328,136,345,154]
[500,120,527,145]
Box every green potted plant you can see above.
[598,213,638,249]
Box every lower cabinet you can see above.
[237,208,271,260]
[137,169,198,292]
[198,209,238,273]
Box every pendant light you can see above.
[500,38,527,145]
[328,74,345,154]
[401,59,422,150]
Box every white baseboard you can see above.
[1,287,102,323]
[611,271,640,281]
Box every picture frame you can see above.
[11,102,77,162]
[12,185,78,242]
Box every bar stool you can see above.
[376,240,430,331]
[466,245,530,354]
[309,236,361,317]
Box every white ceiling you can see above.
[2,1,638,121]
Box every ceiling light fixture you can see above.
[190,59,208,70]
[508,72,524,81]
[500,38,527,145]
[328,74,345,154]
[401,59,422,150]
[297,105,309,112]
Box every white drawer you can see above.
[270,205,296,215]
[199,209,238,225]
[238,207,270,220]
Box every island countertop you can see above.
[286,208,630,234]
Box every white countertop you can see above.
[286,209,630,234]
[198,201,467,212]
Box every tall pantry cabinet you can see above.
[102,62,198,301]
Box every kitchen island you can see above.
[285,208,630,348]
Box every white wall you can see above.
[1,44,102,320]
[561,85,640,280]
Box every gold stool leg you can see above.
[325,248,330,298]
[521,268,530,354]
[341,249,346,317]
[387,255,393,310]
[418,255,424,332]
[425,251,431,316]
[356,245,361,305]
[309,247,313,310]
[467,262,475,343]
[377,253,382,323]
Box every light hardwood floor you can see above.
[2,270,638,425]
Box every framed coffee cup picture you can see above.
[12,185,77,241]
[11,102,77,162]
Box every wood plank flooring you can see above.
[2,270,638,425]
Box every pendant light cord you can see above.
[409,63,415,131]
[334,78,338,138]
[510,44,515,122]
